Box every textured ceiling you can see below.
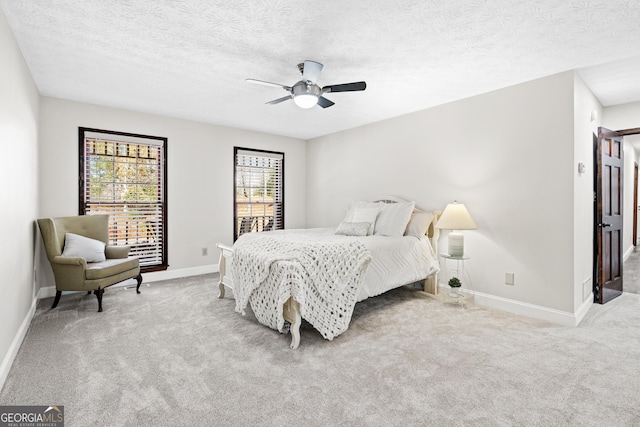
[2,0,640,140]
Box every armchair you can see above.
[37,214,142,312]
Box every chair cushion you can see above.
[85,257,139,280]
[62,233,106,262]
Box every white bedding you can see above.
[231,229,373,340]
[229,227,440,342]
[354,231,440,301]
[244,227,440,301]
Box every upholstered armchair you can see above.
[37,214,142,312]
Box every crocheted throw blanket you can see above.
[231,231,372,340]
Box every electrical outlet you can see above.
[201,247,208,256]
[505,272,515,286]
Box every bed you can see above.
[217,196,441,349]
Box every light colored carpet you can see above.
[1,274,640,426]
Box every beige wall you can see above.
[37,97,307,287]
[0,8,40,386]
[307,72,581,318]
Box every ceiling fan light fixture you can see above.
[292,81,321,109]
[247,62,366,110]
[293,93,318,109]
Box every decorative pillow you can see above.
[62,233,106,262]
[404,211,434,238]
[374,201,415,237]
[335,222,371,236]
[342,202,380,235]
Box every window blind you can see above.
[80,128,167,270]
[234,148,284,240]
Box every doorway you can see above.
[634,162,638,247]
[594,127,640,303]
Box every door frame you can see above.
[593,127,640,303]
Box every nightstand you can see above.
[440,253,472,307]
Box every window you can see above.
[79,127,168,272]
[234,147,284,241]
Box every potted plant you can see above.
[448,277,462,296]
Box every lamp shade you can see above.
[435,202,477,230]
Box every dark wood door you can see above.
[595,127,624,304]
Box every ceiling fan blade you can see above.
[317,96,335,108]
[246,79,291,90]
[266,96,292,105]
[302,60,323,84]
[323,81,367,93]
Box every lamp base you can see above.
[447,232,464,257]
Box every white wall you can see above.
[622,142,637,256]
[37,97,306,288]
[308,72,579,316]
[0,8,40,387]
[603,101,640,130]
[572,75,602,312]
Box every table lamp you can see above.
[435,201,477,257]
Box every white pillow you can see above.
[62,233,106,262]
[374,201,415,237]
[335,222,371,236]
[344,201,380,217]
[404,211,433,238]
[350,207,379,235]
[343,202,380,235]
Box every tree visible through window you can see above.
[79,127,168,271]
[234,147,284,241]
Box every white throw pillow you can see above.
[62,233,106,262]
[404,211,433,238]
[374,201,415,237]
[335,222,371,236]
[342,202,380,235]
[350,207,379,235]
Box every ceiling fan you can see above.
[246,60,366,109]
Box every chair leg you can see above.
[135,274,143,294]
[51,291,62,309]
[94,288,104,312]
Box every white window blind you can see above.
[234,148,284,240]
[80,129,167,269]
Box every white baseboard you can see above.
[37,264,220,300]
[0,296,37,391]
[441,285,592,327]
[574,293,594,325]
[37,285,58,299]
[140,264,219,283]
[624,245,634,262]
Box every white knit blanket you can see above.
[231,231,372,341]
